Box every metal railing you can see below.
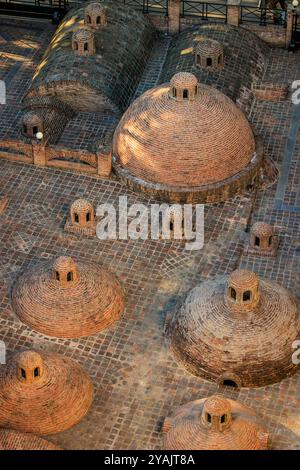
[240,5,286,26]
[119,0,168,15]
[181,1,227,23]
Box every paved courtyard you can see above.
[0,17,299,450]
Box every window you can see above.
[218,55,222,65]
[183,89,189,100]
[269,236,272,246]
[220,414,227,424]
[67,272,73,282]
[84,42,89,52]
[223,379,237,388]
[207,57,212,67]
[74,41,78,51]
[243,290,252,302]
[86,212,91,223]
[34,367,40,378]
[87,14,91,24]
[195,85,198,95]
[255,236,260,247]
[21,368,26,379]
[230,287,236,300]
[55,271,60,281]
[196,54,200,65]
[172,87,177,98]
[206,413,212,423]
[23,124,27,134]
[74,213,79,224]
[170,221,174,231]
[32,126,38,135]
[96,15,101,24]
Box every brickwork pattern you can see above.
[0,429,62,450]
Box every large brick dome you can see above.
[162,395,268,450]
[166,269,300,387]
[11,256,124,338]
[0,350,93,435]
[0,429,62,450]
[113,72,263,203]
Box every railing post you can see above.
[227,0,241,27]
[286,6,299,49]
[168,0,181,33]
[32,139,46,167]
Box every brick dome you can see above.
[162,395,268,450]
[71,198,94,215]
[166,270,300,387]
[11,256,124,338]
[0,350,93,435]
[72,28,94,43]
[113,73,262,203]
[251,222,273,238]
[0,429,62,450]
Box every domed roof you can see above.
[162,395,268,450]
[72,28,94,42]
[0,350,93,435]
[71,198,94,214]
[0,429,62,450]
[251,221,273,237]
[167,270,300,387]
[113,73,258,201]
[11,256,124,338]
[194,37,223,55]
[85,2,106,15]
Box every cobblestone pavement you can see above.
[0,20,299,450]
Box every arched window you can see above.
[223,379,237,388]
[21,368,26,379]
[255,236,260,247]
[206,413,212,423]
[74,213,79,224]
[32,126,38,135]
[243,290,252,302]
[74,41,78,51]
[170,221,174,231]
[23,124,27,134]
[96,15,101,24]
[196,54,200,65]
[172,87,177,98]
[218,55,222,65]
[86,212,91,223]
[207,57,212,67]
[84,42,89,52]
[55,271,60,281]
[34,367,40,378]
[220,414,227,424]
[230,287,236,300]
[183,89,189,100]
[67,272,73,282]
[87,14,91,24]
[269,236,272,246]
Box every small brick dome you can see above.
[0,429,62,450]
[113,73,261,203]
[22,111,43,138]
[71,199,95,227]
[72,28,95,56]
[194,37,224,71]
[166,270,300,387]
[162,395,268,450]
[0,350,93,435]
[85,2,108,28]
[11,257,124,338]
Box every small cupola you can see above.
[226,269,260,310]
[52,256,79,286]
[16,351,44,385]
[71,199,95,228]
[201,396,232,432]
[194,38,224,71]
[250,222,275,253]
[169,72,199,102]
[85,2,108,29]
[72,28,95,56]
[22,111,44,138]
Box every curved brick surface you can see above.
[163,396,268,450]
[25,1,156,112]
[11,257,125,338]
[0,429,62,450]
[167,272,300,387]
[0,350,93,435]
[113,75,256,192]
